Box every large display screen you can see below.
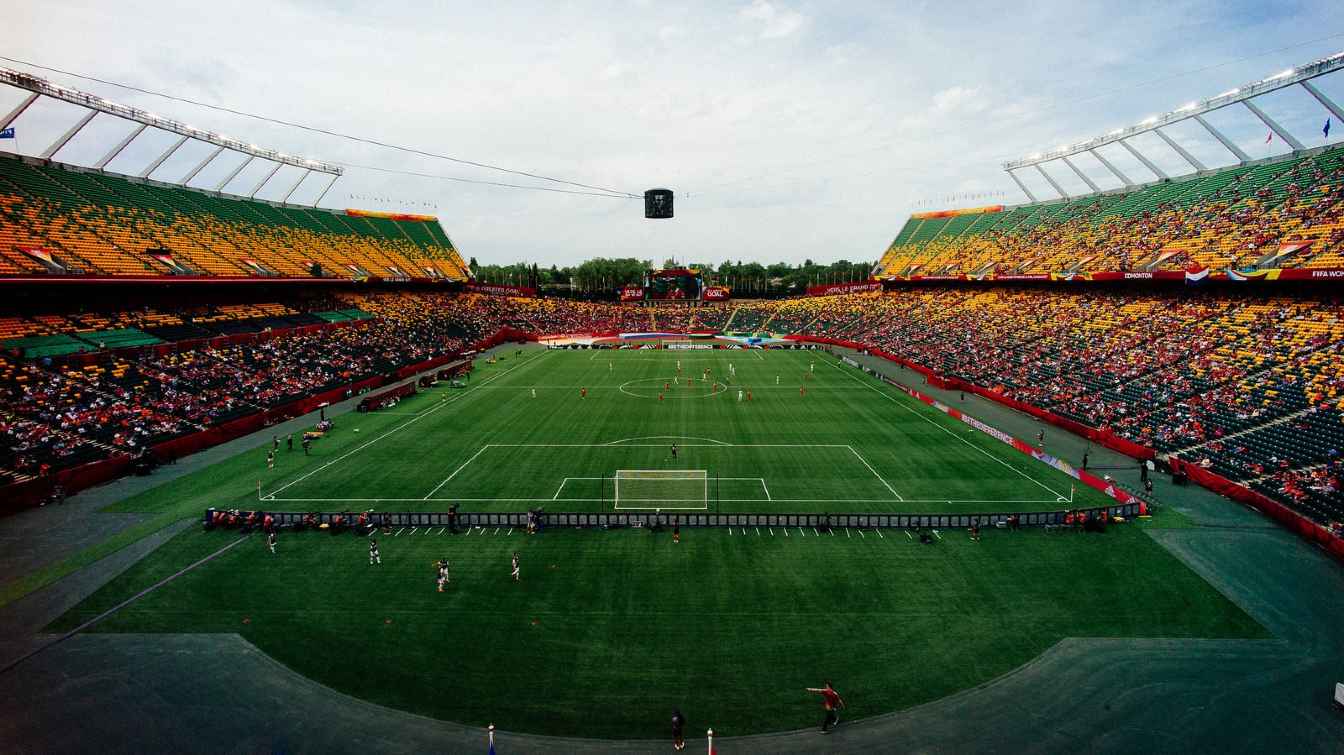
[645,268,702,300]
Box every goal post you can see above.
[613,469,709,510]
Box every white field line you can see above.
[846,445,904,501]
[825,358,1067,499]
[409,527,418,535]
[394,527,405,537]
[506,527,513,535]
[760,478,773,501]
[488,443,853,448]
[266,496,1059,504]
[422,446,492,499]
[875,529,883,538]
[604,435,730,446]
[264,352,548,499]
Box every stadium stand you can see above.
[0,153,470,281]
[1,286,1340,552]
[875,145,1344,278]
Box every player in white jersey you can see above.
[369,539,381,565]
[511,552,521,582]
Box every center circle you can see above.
[618,376,728,399]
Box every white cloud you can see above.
[739,0,806,40]
[932,85,985,114]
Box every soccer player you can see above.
[531,388,537,399]
[302,435,311,456]
[670,443,678,460]
[676,359,681,372]
[511,552,520,582]
[776,375,780,385]
[671,708,687,751]
[800,385,806,397]
[266,450,274,470]
[1036,429,1045,447]
[436,559,449,592]
[287,433,293,452]
[738,389,744,402]
[369,539,381,566]
[580,387,587,399]
[747,390,752,401]
[273,435,279,452]
[267,530,277,555]
[806,681,846,734]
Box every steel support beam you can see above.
[216,155,254,192]
[140,135,189,179]
[281,168,311,204]
[181,145,225,186]
[1061,156,1100,193]
[1119,139,1167,180]
[1243,99,1305,151]
[1193,114,1250,163]
[0,67,342,177]
[250,161,284,199]
[1,92,39,130]
[95,123,147,169]
[1153,128,1206,172]
[313,174,340,207]
[1004,50,1344,170]
[1034,163,1069,199]
[1088,148,1133,187]
[1300,80,1344,124]
[39,110,97,160]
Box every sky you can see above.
[3,0,1344,268]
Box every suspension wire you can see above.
[333,161,634,198]
[0,55,640,198]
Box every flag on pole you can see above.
[707,728,715,755]
[488,724,496,755]
[1265,130,1273,144]
[0,127,14,139]
[1326,118,1333,138]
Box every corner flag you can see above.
[1326,118,1333,138]
[488,724,496,755]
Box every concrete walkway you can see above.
[2,343,1342,754]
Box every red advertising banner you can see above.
[344,209,439,222]
[620,286,645,302]
[466,283,537,298]
[703,285,731,301]
[806,281,882,297]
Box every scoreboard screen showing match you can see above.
[645,268,702,301]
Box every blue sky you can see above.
[3,0,1344,266]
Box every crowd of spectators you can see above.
[4,287,1342,529]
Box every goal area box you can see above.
[613,469,708,510]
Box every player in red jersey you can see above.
[580,387,587,399]
[806,681,846,734]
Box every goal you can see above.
[613,469,709,510]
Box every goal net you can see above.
[613,469,709,510]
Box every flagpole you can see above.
[707,728,714,754]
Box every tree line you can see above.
[467,257,875,299]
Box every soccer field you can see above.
[246,347,1092,514]
[41,345,1267,739]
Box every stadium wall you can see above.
[791,335,1344,563]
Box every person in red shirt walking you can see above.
[806,680,845,734]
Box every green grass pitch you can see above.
[50,348,1267,738]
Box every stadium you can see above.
[3,5,1344,754]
